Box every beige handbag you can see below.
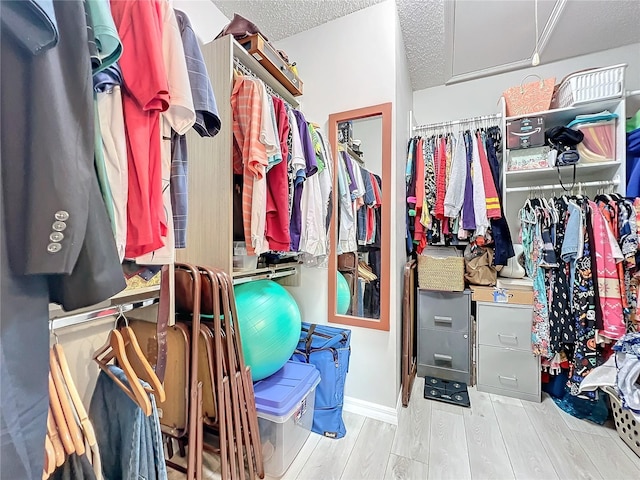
[503,75,556,116]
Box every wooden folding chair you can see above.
[401,259,417,407]
[214,270,263,479]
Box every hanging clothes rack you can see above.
[49,297,159,331]
[505,177,620,193]
[412,113,502,134]
[233,56,292,108]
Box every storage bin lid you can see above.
[254,361,320,421]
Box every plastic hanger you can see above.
[49,349,85,456]
[93,328,152,416]
[52,339,98,447]
[48,373,75,455]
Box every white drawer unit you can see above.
[417,289,472,384]
[475,301,541,402]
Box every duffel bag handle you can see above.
[304,324,317,354]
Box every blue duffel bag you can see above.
[291,322,351,439]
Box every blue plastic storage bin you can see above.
[254,361,320,477]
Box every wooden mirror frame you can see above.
[327,103,392,331]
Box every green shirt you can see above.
[86,0,122,73]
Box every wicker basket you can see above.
[417,250,464,292]
[555,64,626,108]
[604,386,640,458]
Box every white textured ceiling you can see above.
[213,0,640,91]
[214,0,387,41]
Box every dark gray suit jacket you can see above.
[1,1,126,478]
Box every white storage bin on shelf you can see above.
[254,361,321,477]
[233,241,258,271]
[556,64,626,108]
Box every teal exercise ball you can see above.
[337,272,350,315]
[234,280,302,381]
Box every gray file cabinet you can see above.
[417,289,472,384]
[476,302,541,402]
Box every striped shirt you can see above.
[231,77,269,255]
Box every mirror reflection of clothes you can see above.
[336,148,382,318]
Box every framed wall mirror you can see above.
[327,103,392,331]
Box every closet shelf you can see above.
[505,160,621,185]
[505,97,622,126]
[111,284,160,300]
[48,285,161,323]
[232,40,299,108]
[232,264,299,285]
[49,297,159,330]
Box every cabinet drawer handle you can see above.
[434,316,453,326]
[497,333,518,342]
[434,353,453,363]
[498,375,518,383]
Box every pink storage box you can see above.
[575,120,616,163]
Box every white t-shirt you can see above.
[97,87,128,262]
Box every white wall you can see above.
[275,0,403,412]
[394,5,413,403]
[413,43,640,125]
[172,0,229,44]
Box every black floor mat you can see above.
[423,376,471,408]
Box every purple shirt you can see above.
[289,110,317,251]
[462,132,476,230]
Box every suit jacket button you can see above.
[50,232,64,242]
[55,211,70,221]
[52,221,67,232]
[47,243,62,253]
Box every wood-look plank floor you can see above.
[168,377,639,480]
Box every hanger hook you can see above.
[49,320,59,344]
[115,305,129,328]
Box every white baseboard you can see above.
[343,396,398,426]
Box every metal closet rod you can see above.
[505,177,620,193]
[413,113,502,132]
[49,297,159,331]
[233,57,292,108]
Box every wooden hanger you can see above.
[105,308,166,403]
[43,434,55,477]
[52,343,98,447]
[48,373,75,455]
[49,350,85,456]
[93,329,152,416]
[47,407,65,467]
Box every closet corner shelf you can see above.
[505,97,623,125]
[505,160,621,184]
[231,39,299,108]
[231,264,299,285]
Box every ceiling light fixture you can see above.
[532,0,540,66]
